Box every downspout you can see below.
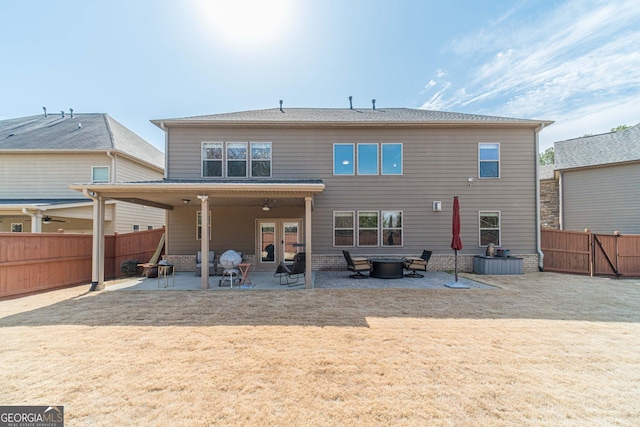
[22,208,40,233]
[160,121,168,180]
[558,171,564,230]
[106,150,116,182]
[83,189,103,291]
[535,123,547,272]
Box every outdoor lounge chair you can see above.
[275,252,305,286]
[195,251,216,276]
[342,250,371,278]
[403,250,432,277]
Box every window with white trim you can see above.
[132,224,140,232]
[250,142,272,177]
[381,143,402,175]
[333,211,355,246]
[333,210,403,247]
[479,143,500,178]
[358,211,379,246]
[479,211,500,246]
[382,211,402,246]
[92,166,110,183]
[202,142,271,178]
[197,211,212,240]
[202,142,223,177]
[357,143,378,175]
[11,223,23,233]
[334,144,355,175]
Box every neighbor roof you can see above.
[152,107,553,127]
[0,113,164,169]
[555,123,640,170]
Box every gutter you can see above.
[535,123,548,272]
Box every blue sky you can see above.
[1,0,638,152]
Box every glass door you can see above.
[256,219,302,270]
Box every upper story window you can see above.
[479,143,500,178]
[357,143,378,175]
[479,211,500,246]
[251,142,272,177]
[382,143,402,175]
[202,142,223,177]
[334,143,402,175]
[92,166,110,183]
[334,144,355,175]
[202,141,271,178]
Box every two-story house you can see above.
[71,105,552,289]
[0,110,165,234]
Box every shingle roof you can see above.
[152,108,552,127]
[0,113,164,169]
[554,123,640,170]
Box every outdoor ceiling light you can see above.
[182,199,190,204]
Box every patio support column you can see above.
[197,195,210,289]
[87,191,105,291]
[305,196,313,289]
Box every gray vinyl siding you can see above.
[166,125,538,255]
[562,162,640,234]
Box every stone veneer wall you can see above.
[540,178,560,229]
[165,253,540,273]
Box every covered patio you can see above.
[70,179,325,291]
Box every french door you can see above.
[256,219,303,270]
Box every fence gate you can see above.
[541,229,640,278]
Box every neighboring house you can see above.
[71,105,552,289]
[550,122,640,234]
[0,110,165,234]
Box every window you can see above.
[479,143,500,178]
[11,223,23,233]
[382,211,402,246]
[132,224,140,232]
[147,225,154,230]
[357,143,378,175]
[358,211,379,246]
[381,143,402,175]
[479,211,500,246]
[202,142,223,177]
[92,166,109,183]
[333,210,404,247]
[203,142,271,178]
[334,144,355,175]
[197,211,212,240]
[227,142,247,177]
[251,142,272,177]
[333,211,355,246]
[335,143,403,175]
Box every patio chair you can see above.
[403,250,432,278]
[342,250,371,278]
[195,251,216,276]
[275,252,305,286]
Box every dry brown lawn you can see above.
[1,272,640,426]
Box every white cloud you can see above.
[420,0,640,146]
[425,79,436,89]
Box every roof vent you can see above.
[349,96,353,110]
[372,99,376,110]
[70,108,74,118]
[60,111,65,118]
[279,100,284,112]
[42,106,47,117]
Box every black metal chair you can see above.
[275,252,306,286]
[403,250,432,277]
[342,250,371,278]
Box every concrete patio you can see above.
[105,270,493,291]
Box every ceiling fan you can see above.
[42,215,65,224]
[254,199,276,211]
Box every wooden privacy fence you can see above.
[541,229,640,277]
[0,228,164,298]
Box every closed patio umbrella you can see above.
[446,196,469,288]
